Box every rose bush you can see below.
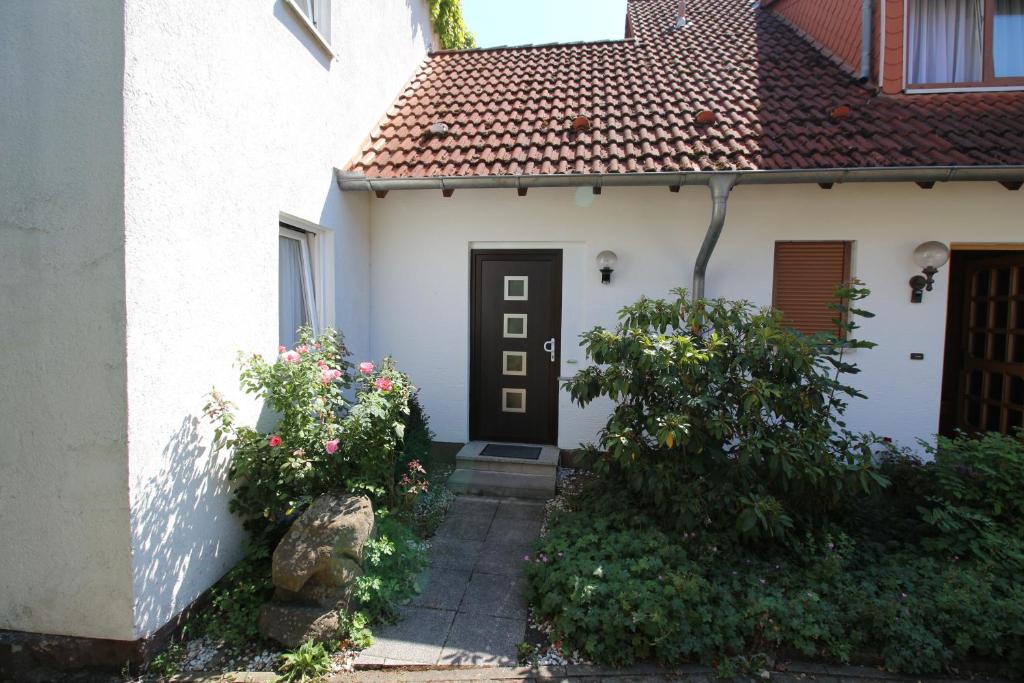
[204,327,414,534]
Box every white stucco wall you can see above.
[2,0,434,642]
[122,0,435,638]
[0,2,135,639]
[368,183,1023,451]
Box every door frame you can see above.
[469,249,562,444]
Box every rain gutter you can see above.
[335,166,1024,192]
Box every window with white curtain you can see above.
[283,0,333,54]
[907,0,1024,87]
[279,225,320,348]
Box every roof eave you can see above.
[335,166,1024,192]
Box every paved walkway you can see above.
[354,496,544,667]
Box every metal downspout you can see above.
[691,173,737,301]
[860,0,873,82]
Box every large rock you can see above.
[272,493,375,592]
[258,604,341,648]
[258,492,375,647]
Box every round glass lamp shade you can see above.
[912,241,950,270]
[596,250,618,269]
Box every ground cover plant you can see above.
[529,286,1024,677]
[144,328,448,677]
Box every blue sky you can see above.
[461,0,629,48]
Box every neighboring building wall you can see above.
[0,2,136,640]
[880,0,905,93]
[769,0,864,73]
[121,0,435,639]
[369,183,1022,451]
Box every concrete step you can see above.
[446,468,555,500]
[454,441,559,475]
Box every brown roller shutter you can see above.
[772,241,852,335]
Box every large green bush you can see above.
[532,286,1024,676]
[566,285,886,542]
[869,431,1024,568]
[205,328,414,532]
[526,503,1024,675]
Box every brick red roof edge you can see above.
[345,0,1024,181]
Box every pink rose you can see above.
[374,377,392,392]
[278,345,286,353]
[320,367,343,384]
[359,362,374,375]
[296,345,309,354]
[316,359,326,368]
[314,343,321,350]
[324,439,339,454]
[268,435,282,447]
[281,350,300,363]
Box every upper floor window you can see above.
[907,0,1024,88]
[283,0,334,56]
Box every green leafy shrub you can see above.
[870,431,1024,567]
[565,284,887,543]
[146,642,185,677]
[197,328,434,651]
[397,393,455,537]
[526,504,1024,674]
[338,610,373,650]
[205,328,414,531]
[428,0,475,49]
[353,513,427,623]
[201,539,274,646]
[276,640,332,682]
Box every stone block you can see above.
[257,604,340,649]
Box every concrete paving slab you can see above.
[439,612,527,666]
[484,517,543,546]
[356,606,455,664]
[436,512,494,541]
[459,572,528,620]
[428,536,484,572]
[449,496,501,519]
[475,541,534,576]
[412,567,472,611]
[494,499,547,522]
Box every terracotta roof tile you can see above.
[347,0,1024,179]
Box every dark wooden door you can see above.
[955,254,1024,434]
[470,250,562,444]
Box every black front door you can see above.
[470,250,562,444]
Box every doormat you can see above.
[480,444,542,460]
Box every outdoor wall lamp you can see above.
[909,241,950,303]
[596,250,618,284]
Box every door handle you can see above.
[543,338,556,362]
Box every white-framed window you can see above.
[279,224,321,347]
[504,276,529,301]
[906,0,1024,89]
[283,0,334,57]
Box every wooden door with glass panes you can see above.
[957,254,1024,434]
[470,250,562,444]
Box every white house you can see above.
[2,0,1024,669]
[0,0,436,666]
[342,0,1024,452]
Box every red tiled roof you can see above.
[345,0,1024,180]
